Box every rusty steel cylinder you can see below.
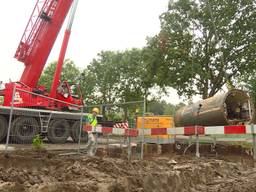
[174,89,253,127]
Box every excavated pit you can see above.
[0,145,255,192]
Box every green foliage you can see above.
[82,49,153,105]
[146,0,256,99]
[117,48,152,102]
[147,100,185,116]
[237,72,256,123]
[32,134,43,150]
[81,49,156,120]
[38,59,81,91]
[37,50,155,113]
[79,68,98,105]
[148,100,165,115]
[82,51,122,105]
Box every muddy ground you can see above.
[0,144,255,192]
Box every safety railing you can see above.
[3,86,255,161]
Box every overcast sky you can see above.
[0,0,187,104]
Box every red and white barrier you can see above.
[113,122,129,129]
[171,125,256,135]
[83,125,138,137]
[138,125,256,136]
[84,124,256,138]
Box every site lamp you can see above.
[135,108,140,113]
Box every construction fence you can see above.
[4,85,147,160]
[81,100,146,160]
[3,85,256,160]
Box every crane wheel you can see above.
[0,115,7,142]
[70,121,88,143]
[47,119,70,144]
[12,117,39,144]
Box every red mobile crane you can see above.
[0,0,88,144]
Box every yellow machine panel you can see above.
[136,116,174,142]
[136,116,174,129]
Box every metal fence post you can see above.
[78,106,84,154]
[119,135,123,148]
[95,132,98,155]
[195,104,202,158]
[157,135,161,155]
[251,124,256,161]
[246,101,255,161]
[140,97,146,160]
[5,85,16,154]
[195,125,200,158]
[127,135,131,161]
[107,133,109,156]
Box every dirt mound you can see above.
[0,150,255,192]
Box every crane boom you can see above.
[15,0,73,88]
[50,0,79,98]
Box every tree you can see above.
[238,72,256,104]
[146,0,256,99]
[83,49,153,104]
[147,100,186,115]
[38,59,81,91]
[147,100,165,115]
[83,51,122,105]
[82,49,154,119]
[116,48,154,119]
[118,48,152,102]
[79,68,98,105]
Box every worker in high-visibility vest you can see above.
[84,107,99,156]
[86,107,99,127]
